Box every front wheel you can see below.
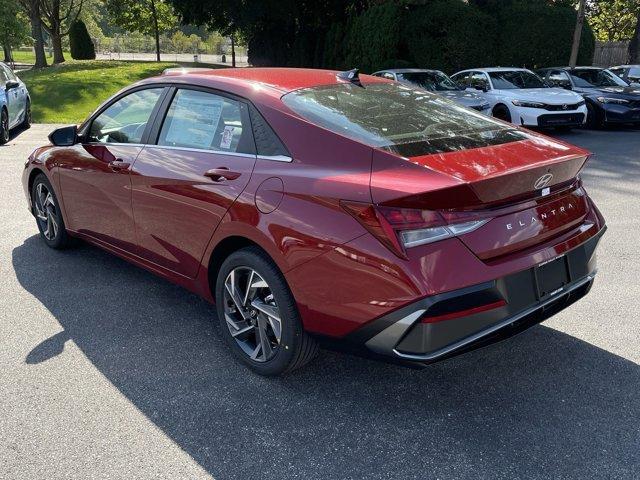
[31,174,71,249]
[492,104,512,123]
[215,247,318,375]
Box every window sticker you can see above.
[164,92,223,149]
[220,125,235,149]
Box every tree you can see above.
[167,0,369,67]
[18,0,48,68]
[69,19,96,59]
[569,0,587,67]
[0,0,31,62]
[40,0,84,63]
[629,9,640,62]
[105,0,178,61]
[586,0,640,41]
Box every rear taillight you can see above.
[341,201,489,258]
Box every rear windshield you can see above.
[281,83,527,157]
[488,71,547,89]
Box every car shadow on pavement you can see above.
[0,124,32,146]
[12,235,640,479]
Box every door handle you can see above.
[204,167,241,182]
[108,159,131,171]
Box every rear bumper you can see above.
[343,225,604,366]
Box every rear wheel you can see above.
[215,247,318,375]
[492,104,512,123]
[0,108,9,145]
[31,174,71,249]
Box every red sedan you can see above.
[22,68,606,375]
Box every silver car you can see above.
[0,62,31,144]
[372,68,491,113]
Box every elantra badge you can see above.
[534,173,553,190]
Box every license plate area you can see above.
[534,255,570,299]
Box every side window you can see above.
[249,105,290,158]
[470,72,489,91]
[3,65,17,81]
[158,89,254,154]
[452,73,469,87]
[89,88,163,144]
[0,67,7,84]
[382,72,395,80]
[549,70,572,89]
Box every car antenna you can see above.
[337,68,363,87]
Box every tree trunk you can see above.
[30,10,48,68]
[629,10,640,63]
[569,0,586,68]
[150,0,160,62]
[51,29,65,63]
[3,45,13,63]
[231,34,236,67]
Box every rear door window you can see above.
[157,89,255,154]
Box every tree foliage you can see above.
[0,0,31,58]
[105,0,177,37]
[586,0,640,41]
[69,19,96,59]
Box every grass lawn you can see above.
[18,60,182,123]
[11,50,71,65]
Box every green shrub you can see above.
[69,20,96,60]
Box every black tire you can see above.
[585,102,602,130]
[31,173,72,249]
[0,108,9,145]
[215,246,318,376]
[21,99,31,129]
[492,104,512,123]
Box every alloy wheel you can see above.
[223,266,282,362]
[34,183,59,241]
[0,110,8,143]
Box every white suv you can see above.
[451,67,587,129]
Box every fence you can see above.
[593,41,630,67]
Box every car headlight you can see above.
[512,100,546,108]
[596,96,629,104]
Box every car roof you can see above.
[456,67,533,74]
[610,64,640,68]
[374,68,442,74]
[156,67,389,95]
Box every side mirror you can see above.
[49,125,78,147]
[5,80,19,91]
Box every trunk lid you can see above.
[370,135,591,259]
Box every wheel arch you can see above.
[206,235,278,298]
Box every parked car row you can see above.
[373,64,640,130]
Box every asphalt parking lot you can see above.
[1,124,639,480]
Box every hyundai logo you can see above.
[534,173,554,189]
